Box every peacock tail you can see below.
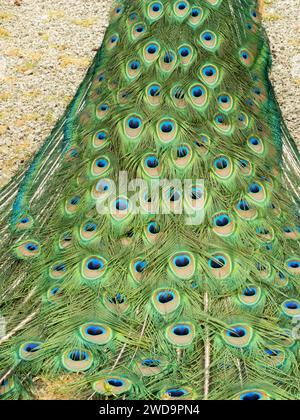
[0,0,300,400]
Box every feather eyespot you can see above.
[144,42,160,63]
[282,299,300,317]
[234,390,270,401]
[148,2,163,19]
[124,116,143,139]
[19,342,43,361]
[208,253,231,278]
[93,377,132,395]
[248,136,264,154]
[169,252,195,279]
[174,0,190,17]
[152,288,180,315]
[200,30,218,51]
[62,350,93,372]
[132,23,146,39]
[157,118,177,143]
[166,322,195,347]
[80,323,113,345]
[188,6,204,26]
[147,83,161,105]
[81,256,106,280]
[223,324,253,348]
[93,130,108,149]
[107,34,119,50]
[178,45,193,65]
[213,213,235,236]
[240,48,254,66]
[200,64,220,86]
[286,259,300,275]
[189,83,208,108]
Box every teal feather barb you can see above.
[0,0,300,400]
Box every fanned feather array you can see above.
[0,0,300,400]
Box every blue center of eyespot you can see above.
[288,260,300,269]
[178,2,187,10]
[252,11,257,18]
[191,8,199,17]
[110,35,118,43]
[285,301,300,310]
[134,260,147,273]
[264,348,280,357]
[216,115,225,124]
[149,85,160,97]
[241,51,249,60]
[146,156,159,168]
[167,389,187,397]
[54,264,66,272]
[283,226,293,233]
[179,47,190,57]
[163,52,174,64]
[25,343,40,353]
[246,23,253,30]
[84,222,97,232]
[128,117,141,129]
[174,255,190,268]
[219,95,229,104]
[115,198,129,211]
[203,66,216,77]
[238,200,250,211]
[214,214,230,227]
[239,159,249,168]
[109,293,125,304]
[20,217,29,224]
[136,25,144,33]
[147,44,158,54]
[238,114,246,122]
[158,291,175,304]
[25,243,38,252]
[129,60,140,70]
[69,350,88,362]
[190,187,202,200]
[107,379,124,387]
[152,3,161,12]
[129,13,137,21]
[214,157,228,170]
[249,183,261,194]
[50,287,60,296]
[148,221,160,234]
[191,86,204,97]
[242,287,256,297]
[87,258,104,271]
[160,121,174,133]
[202,32,213,41]
[97,131,107,141]
[173,325,190,336]
[177,146,189,158]
[70,196,80,206]
[249,137,260,146]
[227,327,247,338]
[142,359,160,367]
[96,158,108,168]
[85,325,105,336]
[240,392,262,401]
[209,255,226,269]
[98,74,105,82]
[99,104,109,112]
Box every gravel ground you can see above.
[0,0,299,187]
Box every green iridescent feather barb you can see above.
[0,0,300,400]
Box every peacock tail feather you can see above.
[0,0,300,400]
